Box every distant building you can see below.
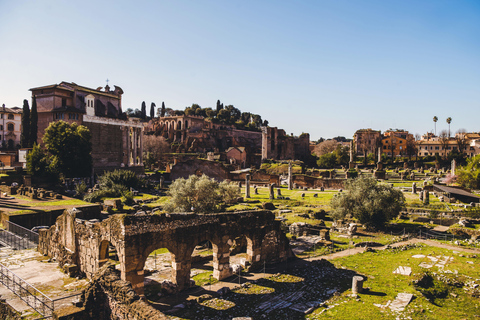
[417,132,478,158]
[381,130,414,157]
[29,82,144,173]
[226,146,247,168]
[261,127,310,162]
[0,106,22,149]
[353,128,381,156]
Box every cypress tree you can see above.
[30,96,38,147]
[21,99,30,148]
[160,102,165,117]
[150,102,155,119]
[141,101,146,120]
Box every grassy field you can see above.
[170,244,480,319]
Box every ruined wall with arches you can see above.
[39,209,293,295]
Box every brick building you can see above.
[29,82,144,173]
[353,128,381,156]
[381,130,415,157]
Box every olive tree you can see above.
[330,176,405,230]
[164,175,240,213]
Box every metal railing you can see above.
[0,262,54,317]
[0,229,37,250]
[4,220,39,244]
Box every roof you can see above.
[226,146,245,153]
[0,107,22,114]
[30,81,122,99]
[433,184,480,199]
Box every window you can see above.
[7,123,14,131]
[62,98,66,107]
[7,114,14,120]
[0,125,3,130]
[435,146,439,150]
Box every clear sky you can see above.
[1,0,479,140]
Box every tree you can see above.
[216,100,223,113]
[455,129,468,154]
[141,101,146,120]
[314,140,338,156]
[433,116,438,136]
[26,143,59,182]
[330,176,405,230]
[446,117,452,137]
[30,96,38,147]
[21,99,30,148]
[438,130,449,159]
[150,102,156,119]
[161,102,166,117]
[164,174,240,213]
[405,135,417,160]
[457,155,480,189]
[43,121,92,177]
[317,152,337,168]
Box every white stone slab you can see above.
[389,293,414,312]
[393,266,412,276]
[412,254,425,259]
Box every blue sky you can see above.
[1,0,479,140]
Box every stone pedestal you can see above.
[423,190,429,205]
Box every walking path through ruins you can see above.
[151,237,480,312]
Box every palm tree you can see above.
[433,116,438,135]
[446,117,452,137]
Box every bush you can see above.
[75,181,88,198]
[121,190,135,205]
[99,169,141,190]
[164,174,240,213]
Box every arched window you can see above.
[7,123,14,131]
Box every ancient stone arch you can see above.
[39,210,292,295]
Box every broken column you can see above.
[412,183,417,194]
[352,276,364,294]
[269,183,275,200]
[254,186,259,195]
[423,190,429,205]
[245,174,251,198]
[277,188,282,197]
[288,161,293,190]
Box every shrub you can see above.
[164,174,240,213]
[99,169,141,190]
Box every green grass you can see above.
[311,244,480,319]
[149,248,170,255]
[192,271,218,286]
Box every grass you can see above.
[192,271,218,286]
[311,244,480,319]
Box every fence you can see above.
[4,220,39,244]
[0,229,37,250]
[0,262,54,317]
[418,229,455,241]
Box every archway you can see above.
[99,240,119,269]
[143,247,174,301]
[189,240,215,288]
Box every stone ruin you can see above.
[16,185,62,200]
[39,209,293,296]
[331,220,357,235]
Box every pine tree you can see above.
[30,96,38,147]
[161,102,166,117]
[216,100,222,113]
[150,102,155,119]
[21,99,30,148]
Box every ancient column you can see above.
[277,188,282,197]
[288,161,293,190]
[254,186,258,195]
[132,128,137,165]
[423,190,429,205]
[269,183,275,200]
[138,127,144,165]
[451,159,456,176]
[352,276,364,294]
[412,182,417,194]
[245,174,251,198]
